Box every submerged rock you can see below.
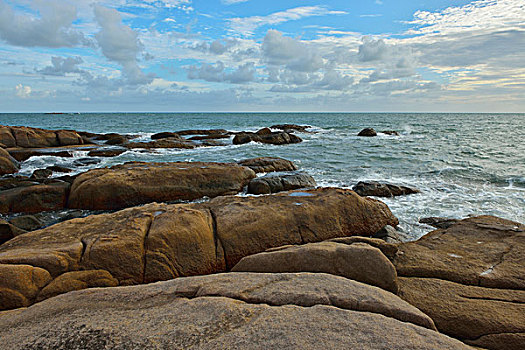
[394,215,525,350]
[353,181,420,197]
[29,169,52,180]
[357,128,377,137]
[247,173,316,194]
[238,157,298,173]
[419,217,460,229]
[87,148,126,157]
[381,130,400,136]
[0,272,474,350]
[67,161,256,210]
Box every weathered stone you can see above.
[200,188,399,269]
[419,216,460,229]
[0,182,70,214]
[0,273,475,350]
[72,157,101,167]
[328,236,398,261]
[0,176,39,191]
[151,132,182,140]
[126,139,197,149]
[46,165,73,173]
[104,134,128,145]
[7,148,75,162]
[0,219,26,245]
[0,148,18,175]
[8,215,42,232]
[176,129,228,135]
[394,216,525,350]
[36,270,119,302]
[353,181,420,197]
[238,157,298,173]
[247,173,316,194]
[358,128,377,137]
[0,188,398,309]
[68,162,256,210]
[233,131,302,145]
[0,127,16,148]
[232,241,398,293]
[56,130,83,146]
[188,134,230,140]
[87,148,126,157]
[0,264,51,310]
[30,169,52,180]
[381,130,400,136]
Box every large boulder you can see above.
[0,264,51,310]
[0,125,83,148]
[0,188,398,309]
[232,241,398,293]
[233,131,302,145]
[0,273,476,350]
[68,161,256,210]
[247,173,316,194]
[394,216,525,350]
[0,148,18,175]
[0,182,70,214]
[238,157,298,173]
[358,128,377,137]
[353,181,420,197]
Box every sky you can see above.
[0,0,523,112]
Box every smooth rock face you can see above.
[353,181,420,197]
[232,241,398,293]
[0,182,70,214]
[238,157,298,173]
[394,216,525,350]
[68,161,256,210]
[0,188,398,309]
[0,273,475,350]
[0,264,51,309]
[247,173,316,194]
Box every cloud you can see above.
[15,84,31,98]
[37,56,84,76]
[262,30,324,72]
[191,38,240,55]
[0,0,89,48]
[187,61,256,84]
[93,5,154,85]
[228,6,347,36]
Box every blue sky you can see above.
[0,0,523,112]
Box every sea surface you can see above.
[1,112,524,239]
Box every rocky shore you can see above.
[0,125,523,349]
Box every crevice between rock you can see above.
[208,208,226,270]
[141,215,155,284]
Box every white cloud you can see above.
[93,5,154,85]
[187,61,256,84]
[15,83,31,98]
[0,0,89,48]
[228,6,347,36]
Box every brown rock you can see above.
[0,264,51,310]
[8,215,42,232]
[256,127,272,135]
[68,162,256,210]
[6,148,75,162]
[30,169,52,180]
[358,128,377,137]
[394,216,525,350]
[175,129,228,135]
[0,148,18,175]
[238,157,298,173]
[247,173,316,194]
[151,132,182,140]
[200,188,399,269]
[0,273,473,350]
[0,188,398,309]
[232,241,399,293]
[0,127,16,148]
[0,182,70,214]
[56,130,84,146]
[353,181,420,197]
[328,236,398,260]
[271,124,311,132]
[233,131,302,145]
[126,139,196,149]
[87,148,126,157]
[419,216,460,229]
[105,134,128,145]
[0,219,26,245]
[46,165,73,173]
[36,270,118,302]
[188,134,230,140]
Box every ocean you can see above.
[1,112,524,239]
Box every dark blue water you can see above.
[1,112,524,238]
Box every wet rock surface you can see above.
[353,181,420,197]
[247,173,316,194]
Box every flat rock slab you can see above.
[232,241,398,293]
[68,161,256,210]
[0,188,398,310]
[394,215,525,350]
[238,157,298,173]
[0,273,475,350]
[353,181,420,197]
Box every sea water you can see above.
[1,112,523,238]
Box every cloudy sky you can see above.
[0,0,523,112]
